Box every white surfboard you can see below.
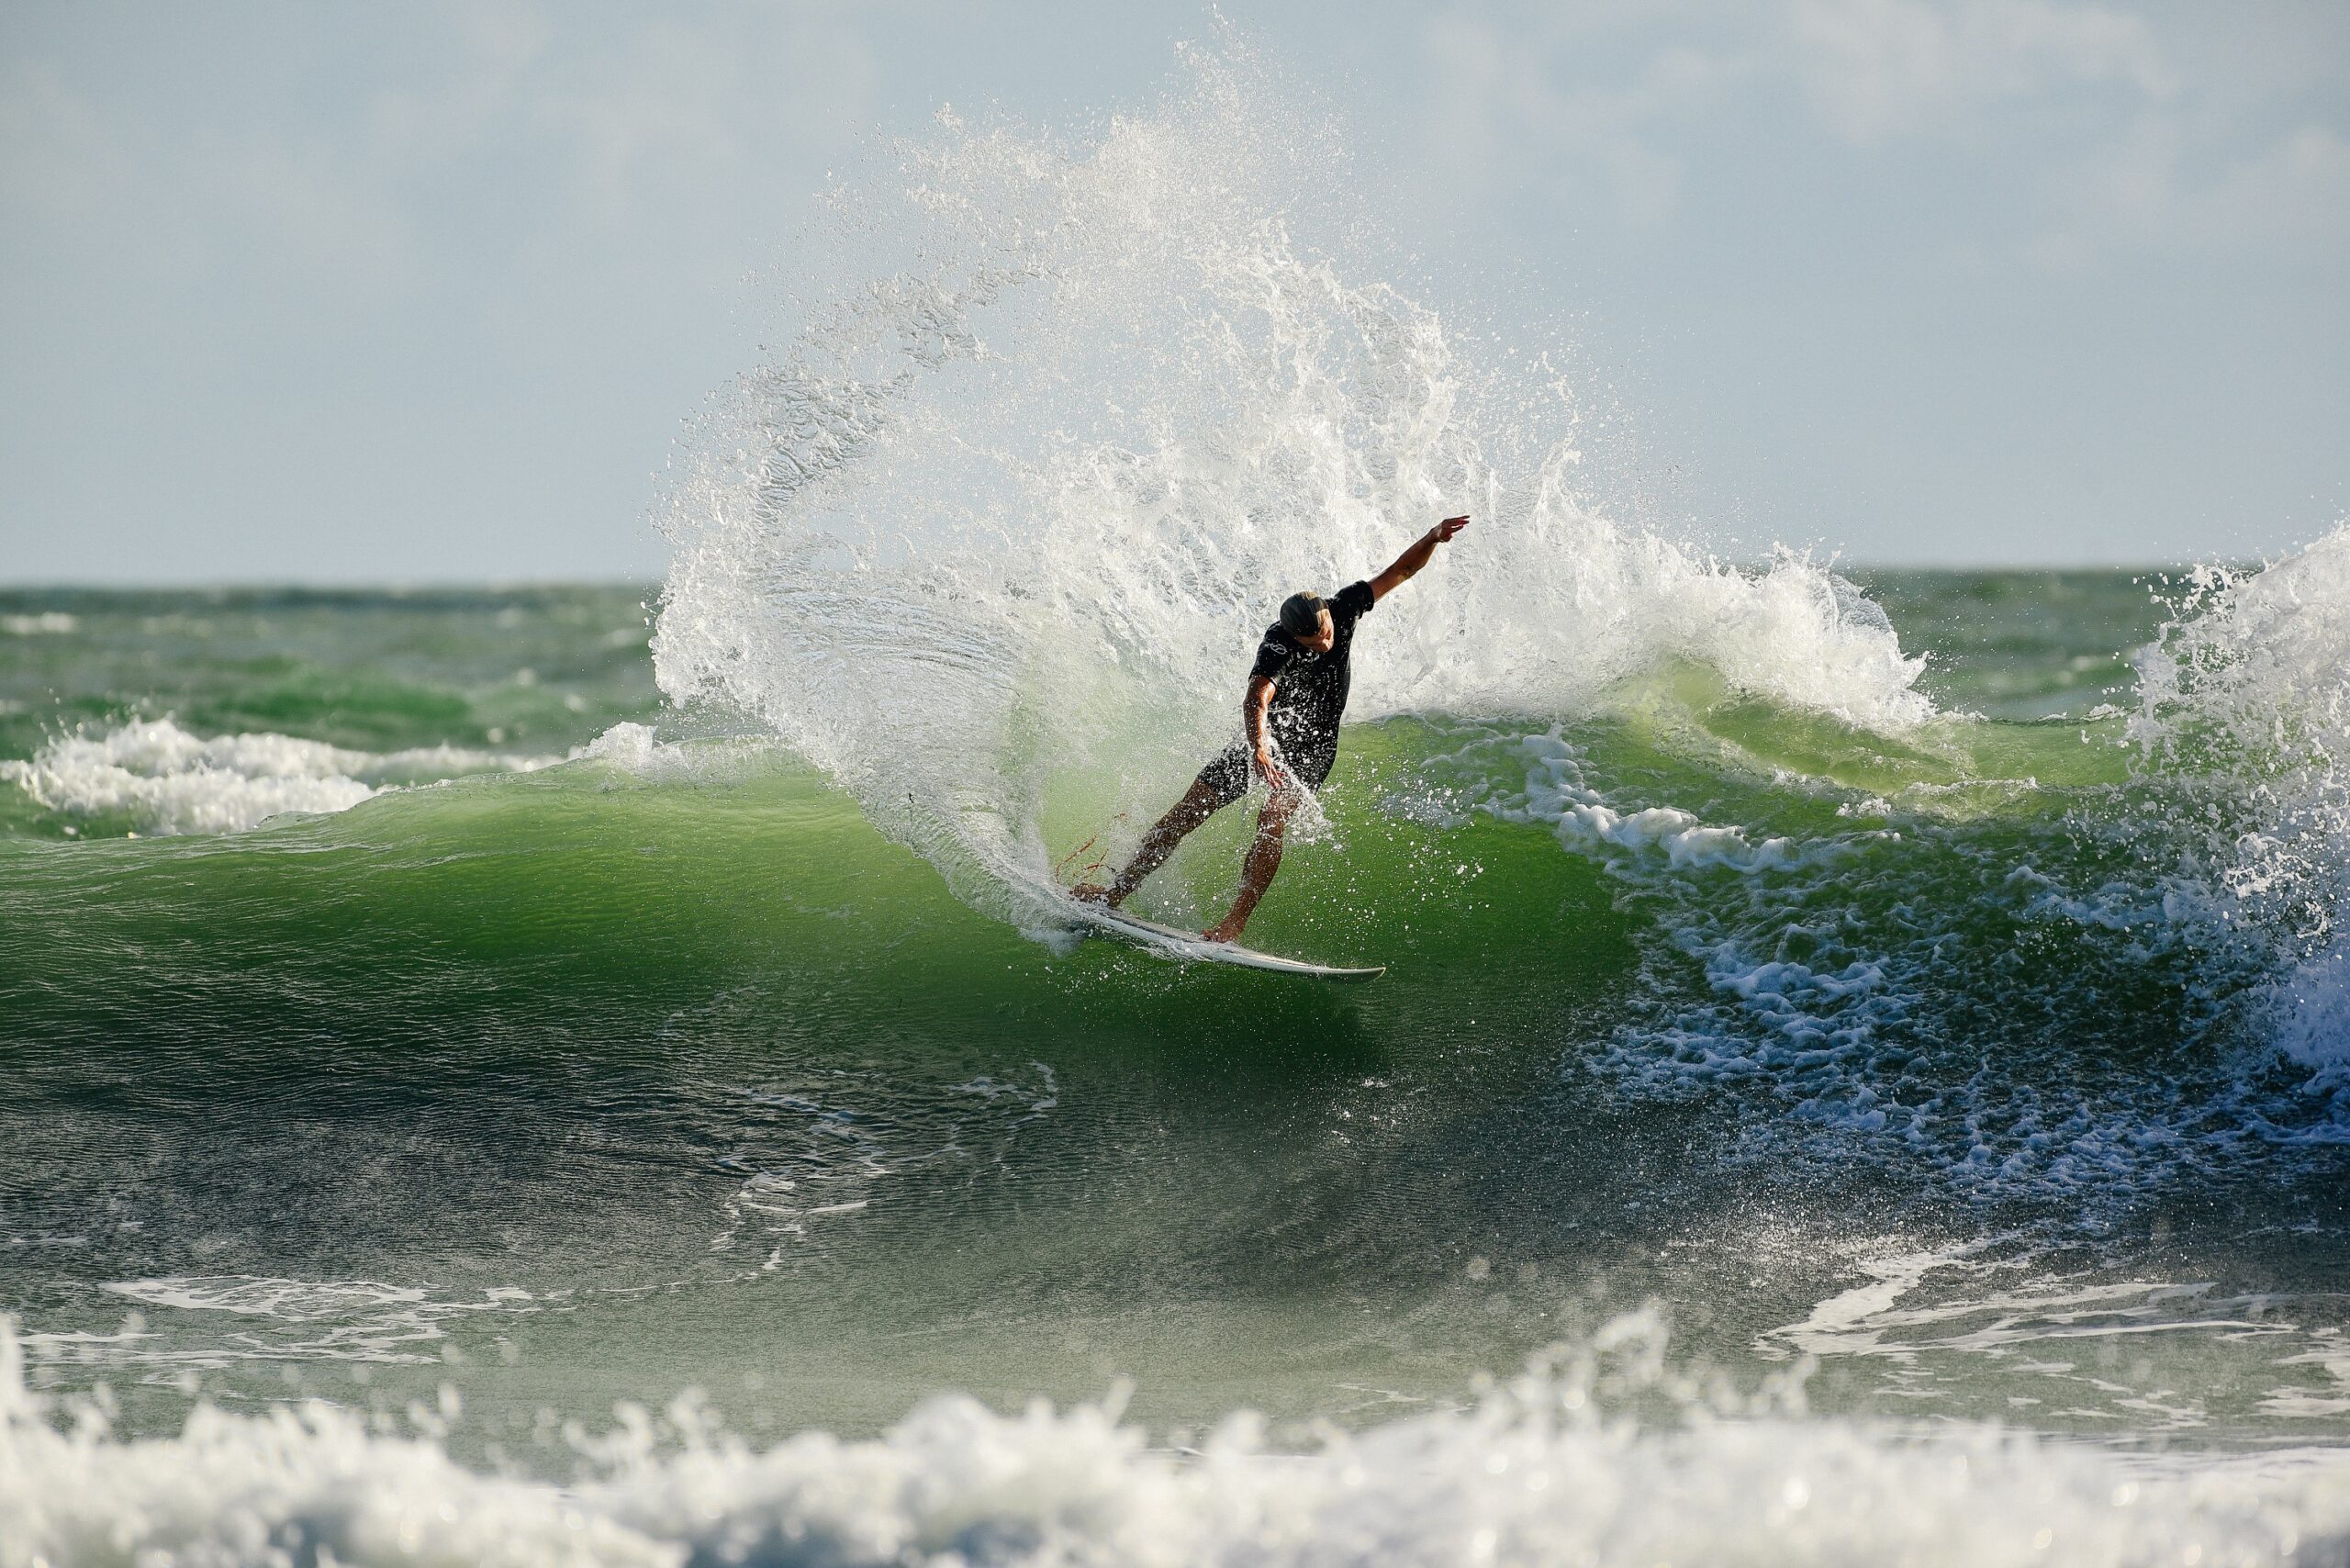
[1061,898,1384,980]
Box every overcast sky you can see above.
[2,0,2344,582]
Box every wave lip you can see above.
[648,43,1940,935]
[0,718,556,836]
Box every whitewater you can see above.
[4,39,2349,1568]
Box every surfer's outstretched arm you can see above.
[1368,514,1470,602]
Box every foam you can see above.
[2130,524,2350,1090]
[0,610,78,635]
[1454,716,2348,1196]
[104,1276,435,1322]
[0,718,555,835]
[1443,533,2350,1180]
[650,41,1933,925]
[5,1315,2345,1567]
[565,722,786,787]
[1551,800,1857,875]
[2273,943,2350,1091]
[573,721,666,774]
[17,1277,547,1378]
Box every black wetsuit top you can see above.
[1196,580,1376,802]
[1251,579,1376,758]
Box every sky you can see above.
[1,0,2344,582]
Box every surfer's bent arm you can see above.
[1368,514,1472,602]
[1244,675,1280,783]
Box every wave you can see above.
[3,41,2343,1209]
[648,42,1932,932]
[5,1314,2345,1568]
[634,34,2348,1162]
[2130,524,2350,1089]
[1,611,78,636]
[5,681,2344,1201]
[0,717,560,836]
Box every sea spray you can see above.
[649,43,1932,932]
[640,36,2350,1188]
[2130,523,2350,1092]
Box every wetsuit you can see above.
[1194,579,1376,806]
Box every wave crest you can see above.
[0,718,554,836]
[2132,524,2350,1087]
[650,43,1932,921]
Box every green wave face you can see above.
[3,572,2346,1462]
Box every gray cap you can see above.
[1279,591,1325,637]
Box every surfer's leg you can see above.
[1076,778,1226,906]
[1203,785,1296,944]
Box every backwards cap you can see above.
[1279,591,1325,638]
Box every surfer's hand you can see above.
[1253,747,1281,787]
[1432,515,1469,543]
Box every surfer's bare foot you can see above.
[1070,882,1115,907]
[1201,913,1248,944]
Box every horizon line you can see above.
[0,560,2259,594]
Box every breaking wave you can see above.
[0,718,555,836]
[7,1315,2348,1568]
[648,43,1932,931]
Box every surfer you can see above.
[1075,515,1471,942]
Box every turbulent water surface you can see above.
[6,46,2350,1568]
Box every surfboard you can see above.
[1061,898,1384,980]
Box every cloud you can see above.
[2,5,880,308]
[1406,0,2177,231]
[1401,0,2341,276]
[522,8,879,230]
[0,54,416,300]
[1412,6,1746,230]
[212,138,420,293]
[0,60,132,220]
[2210,123,2350,254]
[2031,114,2350,271]
[1781,0,2171,143]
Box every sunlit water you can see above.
[4,42,2348,1568]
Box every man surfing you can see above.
[1074,514,1471,943]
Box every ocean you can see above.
[5,48,2349,1568]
